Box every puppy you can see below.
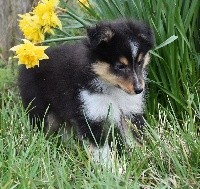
[18,19,154,166]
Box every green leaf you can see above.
[154,35,178,50]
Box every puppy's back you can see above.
[18,41,92,127]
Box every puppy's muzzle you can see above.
[134,87,143,94]
[133,75,144,94]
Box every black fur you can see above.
[18,19,154,147]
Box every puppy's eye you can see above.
[115,62,128,70]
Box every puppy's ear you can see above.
[87,24,115,48]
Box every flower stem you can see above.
[42,36,86,43]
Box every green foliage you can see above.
[0,91,199,188]
[0,59,17,94]
[53,0,200,122]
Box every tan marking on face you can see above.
[92,61,134,94]
[119,56,129,65]
[143,53,150,67]
[116,78,134,94]
[141,78,145,89]
[137,53,143,62]
[136,73,145,91]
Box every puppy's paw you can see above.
[83,141,127,175]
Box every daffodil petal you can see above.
[11,40,49,69]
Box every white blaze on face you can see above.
[130,41,138,58]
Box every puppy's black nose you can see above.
[134,88,143,94]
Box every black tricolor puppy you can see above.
[19,19,154,164]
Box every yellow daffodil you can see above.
[10,39,49,69]
[19,13,45,43]
[33,0,62,32]
[12,0,62,69]
[78,0,89,8]
[18,0,62,43]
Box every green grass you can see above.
[0,60,17,93]
[0,90,199,188]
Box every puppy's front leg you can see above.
[129,114,145,143]
[119,114,145,148]
[83,142,113,168]
[83,141,126,174]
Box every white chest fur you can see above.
[79,82,144,123]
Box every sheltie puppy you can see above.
[18,19,154,167]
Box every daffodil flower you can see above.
[10,39,49,69]
[18,0,62,43]
[19,13,45,43]
[11,0,62,69]
[33,0,62,31]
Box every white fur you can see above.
[130,41,138,58]
[79,80,144,123]
[83,141,112,166]
[84,141,126,174]
[91,143,112,164]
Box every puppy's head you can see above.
[87,20,154,94]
